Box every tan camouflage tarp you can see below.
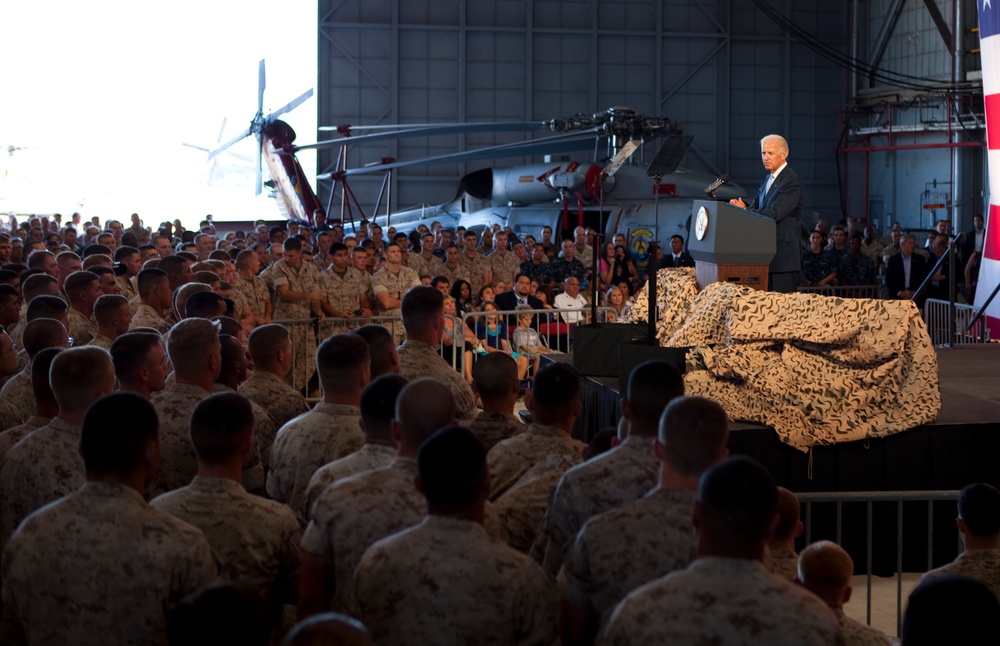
[623,270,941,451]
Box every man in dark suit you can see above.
[658,234,697,269]
[886,234,929,305]
[961,213,986,270]
[729,134,803,293]
[494,272,544,329]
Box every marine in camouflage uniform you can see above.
[370,261,420,342]
[151,476,301,624]
[233,272,271,323]
[0,418,85,548]
[238,369,310,430]
[0,367,34,427]
[116,274,138,301]
[921,549,1000,602]
[150,383,266,497]
[354,516,558,646]
[87,334,114,350]
[301,457,426,613]
[435,261,473,289]
[67,308,98,346]
[0,415,52,463]
[486,423,586,552]
[265,403,365,512]
[457,248,491,288]
[770,549,800,581]
[538,435,659,575]
[129,303,172,334]
[560,487,698,624]
[468,411,524,452]
[301,443,516,610]
[1,481,217,646]
[397,340,478,421]
[596,557,842,646]
[320,265,370,333]
[487,247,520,289]
[300,442,396,522]
[149,382,212,497]
[270,255,324,392]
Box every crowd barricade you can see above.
[797,490,961,637]
[922,298,991,346]
[459,306,611,377]
[273,305,614,387]
[796,284,886,299]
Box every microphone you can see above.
[703,175,730,197]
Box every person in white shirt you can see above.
[554,276,589,325]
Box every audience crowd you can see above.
[0,212,994,645]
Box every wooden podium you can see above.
[687,199,776,291]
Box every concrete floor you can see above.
[842,573,922,641]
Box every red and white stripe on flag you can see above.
[975,1,1000,326]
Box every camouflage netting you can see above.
[622,269,941,451]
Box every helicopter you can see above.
[302,107,747,270]
[205,60,322,222]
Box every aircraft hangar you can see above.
[314,0,984,236]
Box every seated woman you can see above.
[440,295,476,383]
[476,301,530,380]
[612,244,638,291]
[602,285,627,322]
[596,242,618,291]
[474,285,496,310]
[450,279,475,315]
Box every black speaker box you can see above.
[617,340,689,384]
[570,324,648,377]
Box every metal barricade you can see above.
[459,306,612,378]
[797,284,885,299]
[269,317,318,393]
[922,299,991,346]
[798,490,960,637]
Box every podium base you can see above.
[695,261,769,291]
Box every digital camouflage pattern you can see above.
[238,370,309,430]
[397,340,478,421]
[129,303,172,334]
[468,411,524,452]
[597,557,843,646]
[0,418,85,547]
[920,548,1000,602]
[265,403,364,511]
[300,442,396,522]
[2,482,217,646]
[354,516,557,646]
[539,435,659,575]
[151,476,300,620]
[560,487,697,623]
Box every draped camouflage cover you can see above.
[623,269,941,451]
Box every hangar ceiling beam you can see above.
[868,0,907,87]
[920,0,952,51]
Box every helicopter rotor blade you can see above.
[319,128,604,179]
[267,88,314,124]
[255,133,263,196]
[299,121,550,151]
[257,59,266,118]
[207,126,252,161]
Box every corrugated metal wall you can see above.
[317,0,847,227]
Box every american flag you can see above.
[976,0,1000,324]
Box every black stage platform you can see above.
[556,345,1000,572]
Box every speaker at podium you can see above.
[687,199,776,290]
